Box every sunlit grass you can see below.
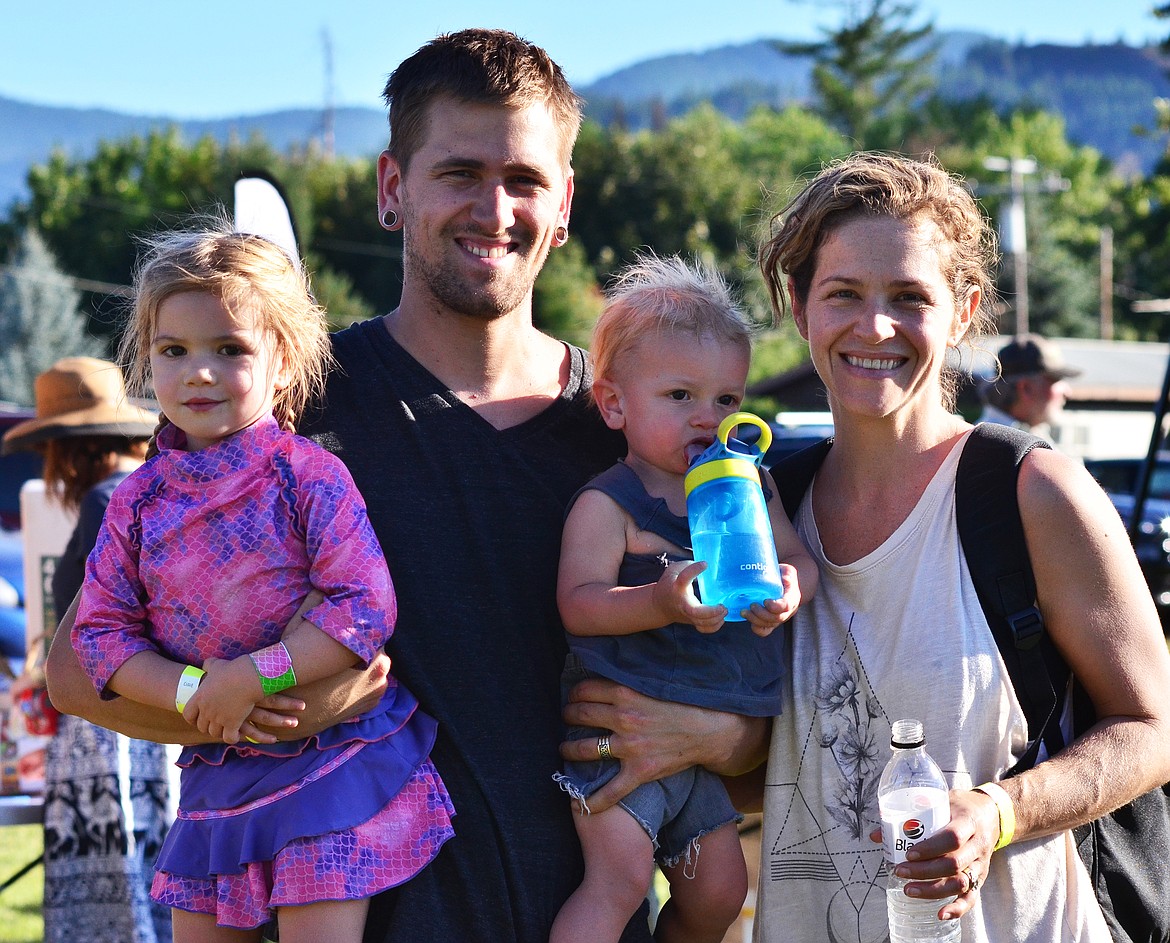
[0,823,42,943]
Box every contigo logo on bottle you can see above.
[739,562,768,571]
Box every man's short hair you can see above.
[383,28,582,173]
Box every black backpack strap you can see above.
[771,437,834,521]
[956,424,1072,776]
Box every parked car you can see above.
[757,412,835,470]
[1083,453,1170,629]
[0,404,40,664]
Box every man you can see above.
[45,30,766,943]
[979,333,1081,439]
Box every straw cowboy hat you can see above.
[1,357,158,454]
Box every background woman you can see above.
[1,356,167,943]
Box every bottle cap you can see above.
[683,412,771,498]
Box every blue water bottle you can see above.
[684,412,785,618]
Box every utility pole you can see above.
[1100,226,1114,340]
[321,27,335,160]
[983,156,1036,334]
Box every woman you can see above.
[1,356,169,943]
[751,153,1170,941]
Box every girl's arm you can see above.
[181,618,365,744]
[47,591,387,744]
[557,488,727,637]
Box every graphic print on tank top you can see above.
[765,614,892,943]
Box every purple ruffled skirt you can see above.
[150,687,454,928]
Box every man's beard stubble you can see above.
[403,227,550,321]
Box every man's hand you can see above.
[251,650,393,739]
[560,676,768,812]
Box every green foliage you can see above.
[571,105,848,329]
[308,260,376,330]
[7,130,402,340]
[934,108,1122,338]
[533,240,604,348]
[0,65,1132,359]
[744,324,812,417]
[0,227,105,403]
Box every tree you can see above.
[776,0,937,150]
[533,240,604,348]
[0,227,105,403]
[936,108,1122,339]
[6,130,397,335]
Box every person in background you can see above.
[752,151,1170,941]
[978,333,1081,440]
[45,30,764,943]
[1,356,168,943]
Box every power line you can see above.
[0,263,131,297]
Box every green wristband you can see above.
[249,641,298,696]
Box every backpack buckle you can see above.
[1007,606,1044,650]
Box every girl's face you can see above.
[594,331,749,491]
[149,291,289,451]
[790,214,976,427]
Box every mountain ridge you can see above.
[3,31,1168,212]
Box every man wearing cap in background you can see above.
[979,334,1082,442]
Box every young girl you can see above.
[71,223,455,943]
[551,255,818,943]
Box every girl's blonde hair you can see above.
[120,215,331,434]
[591,254,753,394]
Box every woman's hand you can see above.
[560,675,769,812]
[869,787,1001,920]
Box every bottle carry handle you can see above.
[717,412,772,454]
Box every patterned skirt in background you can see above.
[42,715,173,943]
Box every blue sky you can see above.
[5,1,1167,119]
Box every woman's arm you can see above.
[46,591,389,743]
[900,446,1170,919]
[991,448,1170,831]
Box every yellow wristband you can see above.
[974,781,1016,851]
[175,665,206,714]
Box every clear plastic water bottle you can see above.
[878,719,961,943]
[684,412,784,619]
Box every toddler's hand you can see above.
[654,560,727,634]
[741,563,802,636]
[741,598,788,636]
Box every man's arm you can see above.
[46,592,391,744]
[560,676,771,812]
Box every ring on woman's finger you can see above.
[963,865,982,894]
[597,734,613,760]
